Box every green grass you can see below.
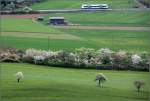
[1,12,150,52]
[1,63,149,101]
[31,0,136,10]
[45,11,150,26]
[1,18,61,34]
[2,11,150,29]
[1,29,149,52]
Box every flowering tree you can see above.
[112,50,128,69]
[97,48,113,64]
[75,47,96,67]
[131,54,142,65]
[95,73,107,87]
[134,80,145,92]
[15,72,23,83]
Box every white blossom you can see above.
[83,59,89,66]
[99,48,112,55]
[15,72,23,83]
[33,56,45,61]
[132,54,142,64]
[116,51,126,59]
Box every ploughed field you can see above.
[1,63,149,101]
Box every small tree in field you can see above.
[15,72,23,83]
[95,73,107,87]
[134,80,145,92]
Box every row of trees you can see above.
[0,0,44,11]
[1,47,149,71]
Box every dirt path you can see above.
[54,26,150,31]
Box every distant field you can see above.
[1,18,61,34]
[45,11,150,26]
[1,29,149,52]
[2,11,149,31]
[31,0,136,10]
[1,11,149,52]
[1,63,149,101]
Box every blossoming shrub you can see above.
[2,47,149,71]
[112,50,130,70]
[0,47,23,62]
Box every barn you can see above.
[49,17,68,25]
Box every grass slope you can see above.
[31,0,135,10]
[1,63,149,101]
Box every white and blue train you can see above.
[81,4,109,9]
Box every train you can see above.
[81,4,109,9]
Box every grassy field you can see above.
[1,30,149,52]
[31,0,136,10]
[45,11,150,26]
[1,16,150,52]
[1,18,61,34]
[1,63,149,101]
[2,11,150,27]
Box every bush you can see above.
[2,47,149,71]
[131,54,142,65]
[0,52,21,62]
[112,51,130,70]
[0,47,23,62]
[97,48,113,65]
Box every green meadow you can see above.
[44,11,150,26]
[1,1,150,101]
[31,0,136,10]
[1,63,149,101]
[1,11,150,52]
[1,29,150,52]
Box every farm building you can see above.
[49,17,68,25]
[36,16,44,21]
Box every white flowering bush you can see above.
[112,50,128,70]
[97,48,113,64]
[75,47,96,67]
[24,48,51,58]
[23,49,52,63]
[0,52,21,62]
[68,53,77,65]
[33,55,45,64]
[131,54,142,65]
[2,47,148,71]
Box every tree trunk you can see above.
[17,79,20,83]
[98,80,101,87]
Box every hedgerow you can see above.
[0,47,149,71]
